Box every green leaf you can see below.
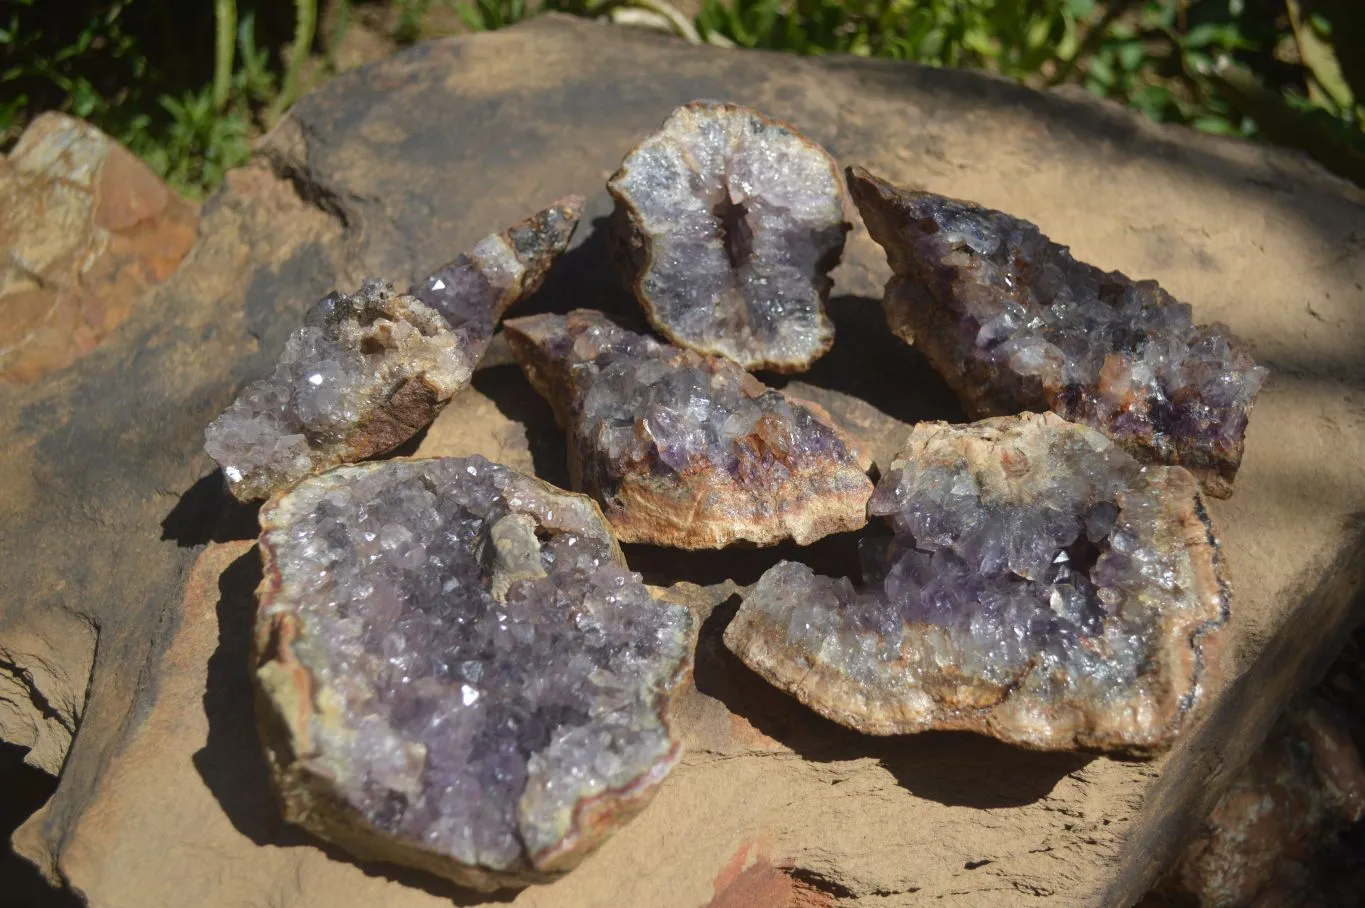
[1191,114,1239,135]
[1311,0,1365,113]
[1206,60,1365,185]
[1116,40,1144,74]
[69,80,100,117]
[1183,23,1244,50]
[1088,53,1115,87]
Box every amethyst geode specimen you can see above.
[724,412,1228,753]
[847,166,1265,498]
[204,197,583,501]
[608,101,850,372]
[504,310,873,548]
[253,456,694,889]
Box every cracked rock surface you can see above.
[253,456,694,889]
[725,412,1228,753]
[504,310,873,548]
[204,197,582,501]
[608,101,849,373]
[848,166,1266,498]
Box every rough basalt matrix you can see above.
[505,310,873,548]
[724,412,1228,754]
[847,166,1266,498]
[204,197,583,501]
[253,456,694,889]
[608,101,850,372]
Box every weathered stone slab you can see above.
[4,14,1365,907]
[0,113,199,385]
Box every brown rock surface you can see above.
[0,113,199,384]
[1156,698,1365,906]
[3,14,1365,907]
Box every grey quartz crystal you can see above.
[847,166,1265,498]
[203,197,583,501]
[253,456,694,889]
[608,101,850,372]
[724,412,1229,754]
[504,310,873,549]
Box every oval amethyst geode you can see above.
[724,412,1228,754]
[608,101,850,373]
[252,456,694,889]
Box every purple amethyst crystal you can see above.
[204,197,583,501]
[724,412,1228,754]
[253,456,693,889]
[504,310,873,549]
[608,101,850,372]
[847,166,1265,498]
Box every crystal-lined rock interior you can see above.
[608,101,850,372]
[204,197,582,501]
[847,166,1265,498]
[504,310,873,548]
[724,412,1229,754]
[253,457,694,889]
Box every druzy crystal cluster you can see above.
[609,101,850,372]
[254,457,694,889]
[504,310,872,548]
[847,166,1265,497]
[724,413,1228,753]
[204,197,582,501]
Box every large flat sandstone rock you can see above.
[4,14,1365,907]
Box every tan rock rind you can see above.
[252,462,693,889]
[504,310,874,549]
[724,413,1230,755]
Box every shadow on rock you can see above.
[0,742,84,908]
[384,422,433,459]
[471,364,570,489]
[758,295,967,429]
[625,528,870,589]
[690,593,1092,810]
[192,549,514,906]
[161,471,262,547]
[515,215,644,326]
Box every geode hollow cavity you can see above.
[504,310,873,549]
[253,457,694,889]
[204,197,583,501]
[724,412,1228,754]
[847,166,1266,498]
[608,101,850,372]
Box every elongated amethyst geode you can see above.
[724,412,1228,754]
[253,456,694,889]
[504,310,873,549]
[608,101,850,372]
[204,197,583,501]
[847,166,1265,498]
